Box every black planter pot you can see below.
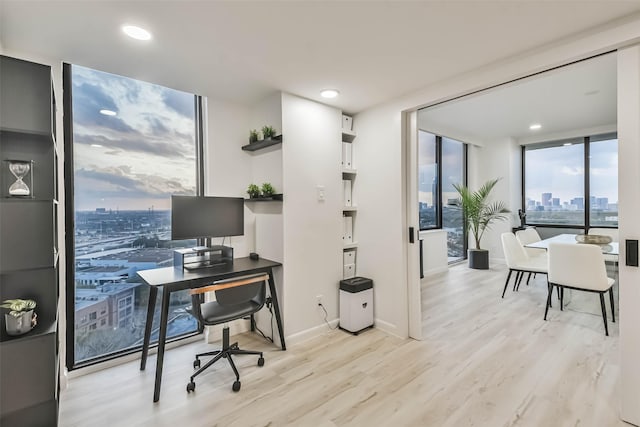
[468,249,489,270]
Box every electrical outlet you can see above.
[316,294,323,305]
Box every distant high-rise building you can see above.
[541,193,552,206]
[552,198,560,207]
[571,197,584,210]
[596,197,609,210]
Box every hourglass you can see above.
[7,160,33,196]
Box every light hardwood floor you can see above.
[59,261,624,427]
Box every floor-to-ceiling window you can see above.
[523,133,618,229]
[64,64,204,368]
[441,137,466,261]
[418,129,467,262]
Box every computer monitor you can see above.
[171,195,244,241]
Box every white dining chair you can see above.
[545,242,615,336]
[515,228,546,258]
[501,232,547,298]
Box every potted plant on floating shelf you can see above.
[261,125,276,139]
[249,129,259,143]
[453,178,510,270]
[247,184,261,199]
[261,182,275,198]
[1,298,37,336]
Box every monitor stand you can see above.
[173,245,234,270]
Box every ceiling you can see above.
[1,1,639,114]
[418,52,618,145]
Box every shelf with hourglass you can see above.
[4,160,34,198]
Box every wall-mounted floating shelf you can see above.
[244,193,284,202]
[241,135,283,152]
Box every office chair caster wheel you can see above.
[232,380,241,392]
[186,381,196,393]
[193,359,201,369]
[257,357,265,367]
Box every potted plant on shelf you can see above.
[1,298,37,336]
[249,129,259,143]
[261,182,275,198]
[453,178,510,270]
[261,125,276,140]
[247,184,261,199]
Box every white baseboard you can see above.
[374,318,404,339]
[285,319,340,347]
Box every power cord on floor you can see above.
[318,302,339,330]
[253,297,275,343]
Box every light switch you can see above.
[316,185,325,201]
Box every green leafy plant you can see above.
[1,299,36,317]
[249,129,259,143]
[261,125,276,139]
[247,183,261,198]
[452,178,510,250]
[261,182,275,197]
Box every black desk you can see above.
[137,257,285,402]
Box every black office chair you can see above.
[186,274,268,393]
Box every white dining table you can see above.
[525,233,619,256]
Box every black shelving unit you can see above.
[241,135,283,151]
[0,55,59,427]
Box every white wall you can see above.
[617,43,640,426]
[468,138,521,260]
[420,230,448,276]
[249,92,283,194]
[354,106,409,337]
[204,98,253,257]
[281,93,343,340]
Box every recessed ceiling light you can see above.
[529,123,542,130]
[99,109,117,116]
[584,90,600,96]
[90,144,103,148]
[320,89,339,99]
[122,25,152,41]
[563,142,572,146]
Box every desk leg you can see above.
[140,285,158,371]
[267,270,286,351]
[153,288,171,402]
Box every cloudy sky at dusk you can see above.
[71,65,197,211]
[525,138,618,205]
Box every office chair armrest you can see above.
[189,274,270,296]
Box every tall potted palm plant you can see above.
[453,178,510,269]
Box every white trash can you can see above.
[339,277,373,334]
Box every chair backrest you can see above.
[588,227,619,242]
[516,228,545,258]
[501,232,530,268]
[548,242,610,291]
[189,274,268,325]
[215,281,265,306]
[515,228,542,246]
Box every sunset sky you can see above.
[71,65,197,211]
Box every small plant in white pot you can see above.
[1,298,37,336]
[453,178,510,270]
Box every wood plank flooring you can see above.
[59,261,624,427]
